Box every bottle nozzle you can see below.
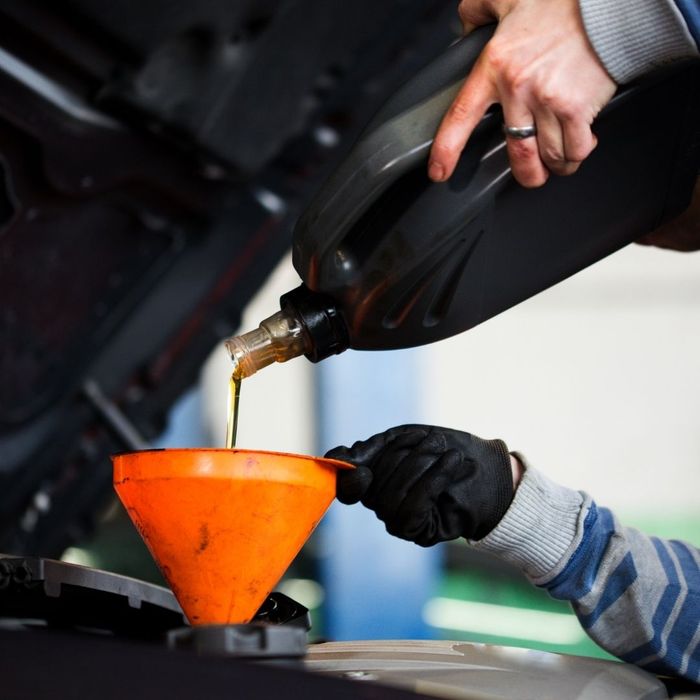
[224,285,350,378]
[224,308,309,379]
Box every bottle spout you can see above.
[224,285,350,378]
[224,308,309,379]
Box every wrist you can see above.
[510,453,524,489]
[470,438,515,541]
[470,466,590,582]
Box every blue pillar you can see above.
[153,388,207,448]
[315,348,442,640]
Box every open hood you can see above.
[0,0,459,556]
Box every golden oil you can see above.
[225,370,242,449]
[223,306,311,448]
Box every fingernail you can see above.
[428,161,445,182]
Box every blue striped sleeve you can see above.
[674,0,700,46]
[470,467,699,682]
[541,504,700,683]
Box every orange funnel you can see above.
[113,448,349,626]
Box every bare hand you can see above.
[429,0,616,188]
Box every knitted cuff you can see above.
[472,438,515,541]
[469,463,591,584]
[579,0,698,83]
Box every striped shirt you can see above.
[472,466,700,682]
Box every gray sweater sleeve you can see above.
[578,0,699,83]
[470,465,700,682]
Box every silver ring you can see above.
[503,124,537,140]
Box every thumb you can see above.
[325,441,381,504]
[336,466,373,504]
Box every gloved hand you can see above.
[326,425,514,547]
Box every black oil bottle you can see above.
[226,27,700,378]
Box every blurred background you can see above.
[65,240,700,659]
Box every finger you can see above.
[458,0,498,33]
[361,443,426,512]
[324,426,425,467]
[392,450,466,546]
[372,430,456,535]
[560,114,598,166]
[369,448,438,523]
[501,100,548,188]
[429,61,497,182]
[325,444,354,462]
[336,466,373,504]
[532,106,579,177]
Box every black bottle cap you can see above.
[280,285,350,363]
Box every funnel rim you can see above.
[112,448,353,487]
[111,447,352,471]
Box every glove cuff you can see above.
[470,464,590,583]
[471,439,514,540]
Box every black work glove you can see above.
[326,425,514,547]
